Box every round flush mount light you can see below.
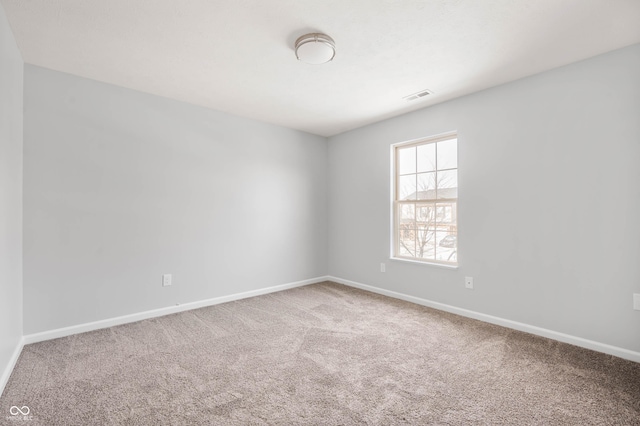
[295,33,336,64]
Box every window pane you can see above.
[437,170,457,199]
[416,226,435,259]
[436,231,456,248]
[398,147,416,175]
[417,143,436,173]
[436,232,457,262]
[441,205,452,222]
[399,175,417,200]
[416,172,436,200]
[437,139,457,170]
[416,204,434,224]
[400,204,415,222]
[399,228,416,257]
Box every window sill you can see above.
[390,257,459,270]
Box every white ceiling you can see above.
[2,0,640,136]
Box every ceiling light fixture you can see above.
[295,33,336,65]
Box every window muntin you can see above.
[393,135,458,265]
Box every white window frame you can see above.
[391,132,458,267]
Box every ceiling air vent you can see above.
[404,89,432,101]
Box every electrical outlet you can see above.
[634,294,640,311]
[162,274,172,287]
[465,276,473,290]
[380,263,386,273]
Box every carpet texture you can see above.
[1,282,639,425]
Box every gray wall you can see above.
[0,3,23,381]
[23,65,327,334]
[327,44,640,352]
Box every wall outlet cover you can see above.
[162,274,172,287]
[465,276,473,289]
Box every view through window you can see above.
[393,134,458,265]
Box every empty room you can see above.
[1,1,639,424]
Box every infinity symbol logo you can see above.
[9,406,30,416]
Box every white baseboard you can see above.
[0,337,24,397]
[328,276,640,364]
[23,276,329,345]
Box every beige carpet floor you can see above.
[1,281,639,425]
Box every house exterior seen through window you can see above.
[393,133,458,266]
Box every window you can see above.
[393,133,458,266]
